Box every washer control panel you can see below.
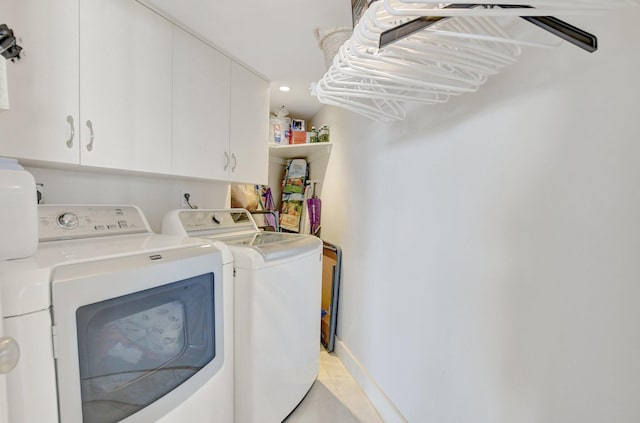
[178,209,257,236]
[38,205,150,241]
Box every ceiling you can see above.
[145,0,354,120]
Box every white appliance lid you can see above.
[222,232,320,262]
[162,208,321,261]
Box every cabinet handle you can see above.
[224,152,230,170]
[231,153,237,172]
[85,120,95,152]
[0,336,20,374]
[65,115,75,149]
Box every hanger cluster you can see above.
[313,0,639,122]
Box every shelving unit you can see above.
[269,142,332,165]
[267,142,333,233]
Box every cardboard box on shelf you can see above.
[291,130,307,144]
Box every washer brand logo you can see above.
[149,254,163,261]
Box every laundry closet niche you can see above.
[268,143,332,235]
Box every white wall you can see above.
[25,166,229,232]
[314,8,640,423]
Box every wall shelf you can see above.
[267,142,333,225]
[269,142,332,164]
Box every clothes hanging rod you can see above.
[378,4,598,53]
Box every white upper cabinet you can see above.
[79,0,173,174]
[0,0,269,182]
[0,0,80,164]
[0,0,173,173]
[172,27,231,180]
[229,61,269,185]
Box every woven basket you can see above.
[315,26,353,70]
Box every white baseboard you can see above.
[334,338,408,423]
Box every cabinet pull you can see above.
[224,152,230,170]
[231,153,237,172]
[65,115,75,149]
[85,120,95,152]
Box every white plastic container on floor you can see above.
[0,158,37,260]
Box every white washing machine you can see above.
[162,208,323,423]
[0,205,234,423]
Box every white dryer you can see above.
[162,208,323,423]
[0,205,234,423]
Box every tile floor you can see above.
[284,350,384,423]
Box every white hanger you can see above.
[313,0,640,121]
[383,0,592,51]
[353,4,505,88]
[375,2,553,53]
[314,2,518,119]
[319,39,445,121]
[395,0,636,7]
[384,0,615,17]
[328,42,458,99]
[315,78,407,122]
[324,62,453,103]
[366,4,529,76]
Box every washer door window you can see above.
[76,274,215,423]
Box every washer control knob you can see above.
[57,212,79,229]
[212,213,222,224]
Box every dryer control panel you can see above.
[38,205,151,241]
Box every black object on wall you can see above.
[0,24,23,61]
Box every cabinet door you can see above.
[229,62,269,185]
[0,0,80,164]
[172,27,231,180]
[79,0,173,174]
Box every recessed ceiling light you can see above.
[279,86,291,92]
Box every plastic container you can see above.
[315,27,353,70]
[319,125,330,143]
[269,117,291,145]
[0,157,37,260]
[310,127,319,143]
